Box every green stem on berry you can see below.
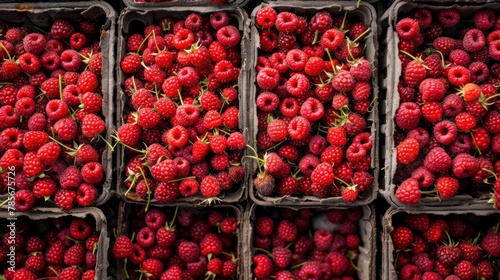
[65,235,81,243]
[221,251,238,262]
[177,89,184,105]
[0,198,10,208]
[123,258,130,279]
[312,30,319,45]
[470,132,483,156]
[399,50,428,69]
[340,10,349,33]
[48,133,74,151]
[481,168,498,180]
[167,206,179,230]
[97,133,115,152]
[265,140,285,153]
[124,175,138,197]
[290,261,309,270]
[420,189,438,195]
[472,232,481,246]
[246,144,263,174]
[49,266,60,276]
[325,49,338,75]
[0,41,12,60]
[482,93,500,104]
[168,176,196,183]
[139,167,151,212]
[58,74,63,101]
[433,50,450,69]
[356,0,361,8]
[347,250,362,272]
[131,76,138,94]
[351,27,371,45]
[366,96,378,113]
[335,176,352,188]
[135,31,154,56]
[393,249,401,268]
[254,247,273,259]
[111,134,145,154]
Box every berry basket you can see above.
[244,202,376,279]
[380,0,500,209]
[0,207,109,279]
[248,1,379,207]
[115,200,243,279]
[115,6,251,206]
[0,2,116,209]
[381,206,500,279]
[121,0,250,9]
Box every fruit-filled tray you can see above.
[381,207,500,279]
[248,1,379,206]
[0,2,116,210]
[115,6,251,206]
[0,207,109,279]
[115,201,243,280]
[244,203,376,280]
[381,0,500,209]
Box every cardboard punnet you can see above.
[0,207,109,280]
[380,0,500,209]
[248,1,379,207]
[244,203,377,280]
[116,201,244,279]
[381,206,500,280]
[0,2,116,207]
[115,6,251,206]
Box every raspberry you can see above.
[396,138,420,164]
[23,33,46,55]
[437,8,460,27]
[396,102,421,130]
[396,18,420,40]
[275,12,298,33]
[396,178,421,205]
[321,28,344,51]
[463,29,485,53]
[256,7,277,29]
[424,147,452,173]
[473,8,496,31]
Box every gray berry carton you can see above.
[379,0,500,209]
[115,6,251,206]
[248,1,379,207]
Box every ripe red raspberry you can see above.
[395,102,421,130]
[311,162,334,186]
[473,8,495,30]
[275,11,298,33]
[321,28,344,51]
[23,33,46,55]
[403,60,427,87]
[424,147,452,173]
[216,25,240,48]
[463,29,485,53]
[257,67,280,90]
[452,153,479,179]
[395,178,421,205]
[433,120,458,145]
[437,8,460,27]
[447,65,471,86]
[396,18,420,40]
[256,6,277,29]
[419,78,445,102]
[435,176,459,199]
[332,70,355,92]
[287,116,310,140]
[396,138,420,164]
